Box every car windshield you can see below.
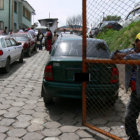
[52,39,110,58]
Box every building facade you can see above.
[38,18,58,33]
[0,0,35,32]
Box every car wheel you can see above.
[34,46,37,52]
[4,58,10,73]
[19,52,24,63]
[27,49,32,57]
[41,85,53,105]
[106,96,118,107]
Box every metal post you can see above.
[82,0,87,125]
[11,0,14,30]
[9,0,11,31]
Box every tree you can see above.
[103,15,121,21]
[66,15,82,29]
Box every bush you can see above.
[97,21,140,52]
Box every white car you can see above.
[0,36,23,73]
[123,4,140,27]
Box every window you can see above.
[23,6,31,21]
[53,40,110,58]
[0,21,4,30]
[10,39,16,46]
[134,8,140,16]
[0,38,6,48]
[14,1,17,13]
[5,39,12,47]
[127,12,134,20]
[0,0,4,9]
[23,6,25,16]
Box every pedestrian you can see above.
[3,27,8,35]
[111,33,140,140]
[18,28,24,33]
[28,26,36,38]
[46,29,52,54]
[9,29,13,35]
[52,31,58,44]
[37,30,44,50]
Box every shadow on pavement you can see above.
[0,61,25,79]
[46,96,126,139]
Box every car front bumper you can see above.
[42,79,119,100]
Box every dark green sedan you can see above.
[41,35,119,105]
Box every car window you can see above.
[10,38,17,46]
[1,38,6,48]
[134,8,140,15]
[53,39,110,58]
[127,12,134,19]
[5,39,12,47]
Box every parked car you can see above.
[11,33,36,57]
[0,36,23,73]
[123,4,140,27]
[99,21,122,31]
[41,35,119,105]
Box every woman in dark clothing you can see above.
[37,30,44,50]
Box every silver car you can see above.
[0,36,23,73]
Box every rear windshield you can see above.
[12,37,28,42]
[12,34,29,42]
[52,39,110,58]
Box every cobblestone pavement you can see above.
[0,50,133,140]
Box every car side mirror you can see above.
[17,42,21,45]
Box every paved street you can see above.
[0,50,135,140]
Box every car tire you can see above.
[27,49,32,57]
[41,85,53,105]
[19,52,24,63]
[4,58,10,73]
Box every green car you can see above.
[41,35,119,105]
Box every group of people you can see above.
[0,26,58,54]
[36,28,58,53]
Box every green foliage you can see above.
[103,15,121,21]
[97,21,140,52]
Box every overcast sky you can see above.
[27,0,139,27]
[27,0,82,27]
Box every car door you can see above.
[5,38,16,63]
[28,34,34,51]
[10,38,22,59]
[0,38,9,63]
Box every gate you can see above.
[82,0,140,139]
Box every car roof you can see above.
[58,35,105,43]
[0,35,11,39]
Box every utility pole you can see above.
[9,0,11,31]
[11,0,14,30]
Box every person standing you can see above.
[52,31,58,44]
[37,30,44,50]
[28,27,36,38]
[112,33,140,140]
[3,27,8,35]
[46,29,52,54]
